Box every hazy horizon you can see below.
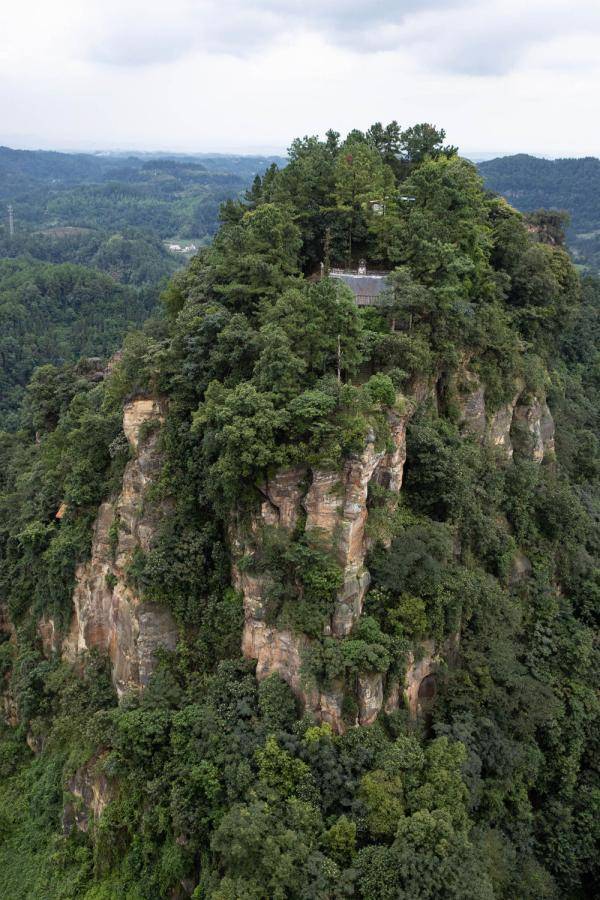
[0,139,593,165]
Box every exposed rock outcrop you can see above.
[63,753,113,834]
[38,616,59,656]
[237,368,554,732]
[456,370,487,440]
[486,398,519,458]
[241,618,346,731]
[260,467,306,531]
[63,399,178,698]
[511,397,555,463]
[455,370,555,463]
[383,640,441,719]
[235,402,412,732]
[357,672,384,726]
[403,640,439,718]
[304,438,387,637]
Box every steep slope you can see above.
[62,398,178,696]
[0,123,598,900]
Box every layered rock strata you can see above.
[56,371,549,727]
[235,403,414,732]
[455,372,555,463]
[238,368,552,732]
[63,399,178,698]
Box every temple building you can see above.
[327,260,390,307]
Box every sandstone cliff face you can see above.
[63,753,113,834]
[63,399,178,698]
[50,369,547,731]
[455,372,555,464]
[511,397,555,463]
[455,370,487,441]
[238,368,551,732]
[403,640,439,717]
[235,403,414,732]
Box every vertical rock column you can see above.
[63,398,178,698]
[236,404,412,731]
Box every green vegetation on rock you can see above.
[0,123,598,899]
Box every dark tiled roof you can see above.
[331,272,389,298]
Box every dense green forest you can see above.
[479,153,600,271]
[0,258,160,427]
[0,147,286,240]
[0,123,598,899]
[0,147,284,428]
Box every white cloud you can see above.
[81,1,467,65]
[0,1,599,155]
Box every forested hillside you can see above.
[479,154,600,271]
[0,147,284,428]
[0,123,598,899]
[0,147,286,240]
[0,259,161,427]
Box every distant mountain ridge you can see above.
[479,153,600,270]
[0,145,287,182]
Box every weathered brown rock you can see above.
[512,396,555,463]
[407,373,437,406]
[357,672,384,725]
[452,374,556,466]
[38,616,59,656]
[456,370,486,440]
[384,679,402,715]
[373,406,410,493]
[242,620,307,697]
[540,401,556,458]
[304,423,414,637]
[260,467,306,531]
[237,400,412,731]
[304,470,344,540]
[486,400,518,458]
[404,640,439,718]
[317,681,345,732]
[236,370,558,732]
[63,399,178,698]
[453,372,521,459]
[382,641,444,719]
[121,397,160,451]
[63,753,113,833]
[55,501,68,520]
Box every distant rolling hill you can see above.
[0,146,287,242]
[0,146,287,428]
[479,153,600,272]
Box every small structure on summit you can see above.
[325,259,390,306]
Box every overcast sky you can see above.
[1,0,599,157]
